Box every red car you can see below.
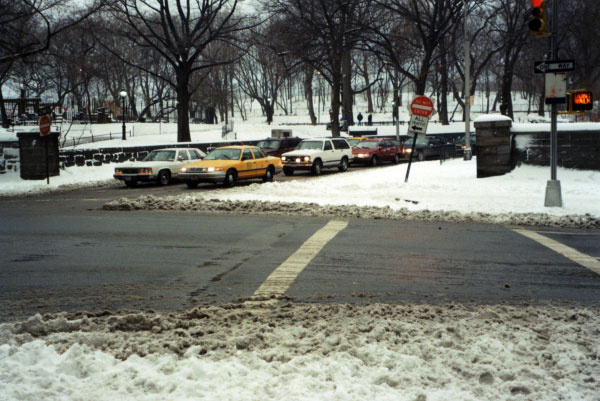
[351,138,404,166]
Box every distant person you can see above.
[357,112,363,126]
[367,113,373,126]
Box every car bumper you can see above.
[113,174,157,182]
[178,171,226,183]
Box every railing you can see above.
[61,130,132,148]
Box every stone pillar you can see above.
[473,115,513,178]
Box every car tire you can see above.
[417,151,425,161]
[262,166,274,182]
[224,169,237,187]
[157,170,171,186]
[370,155,378,166]
[186,180,198,189]
[311,159,322,176]
[283,166,294,176]
[338,157,348,172]
[125,180,137,188]
[393,154,401,164]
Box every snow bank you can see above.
[1,303,598,401]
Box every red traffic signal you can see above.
[570,91,594,112]
[529,0,547,36]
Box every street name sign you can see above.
[534,60,575,74]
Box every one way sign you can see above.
[534,59,575,74]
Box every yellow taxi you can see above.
[178,145,282,188]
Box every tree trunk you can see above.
[176,69,191,142]
[341,51,354,125]
[330,77,342,137]
[361,55,373,113]
[0,86,9,128]
[305,68,316,125]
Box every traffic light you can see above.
[568,91,594,112]
[529,0,548,36]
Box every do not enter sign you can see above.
[410,95,434,117]
[39,115,51,135]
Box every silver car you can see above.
[113,148,205,187]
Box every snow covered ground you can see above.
[1,114,600,400]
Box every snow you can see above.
[1,114,600,400]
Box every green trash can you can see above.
[17,131,60,180]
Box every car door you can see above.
[251,147,268,177]
[322,139,336,166]
[173,150,190,174]
[238,148,256,179]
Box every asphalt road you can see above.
[1,181,599,322]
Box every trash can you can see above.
[17,131,60,180]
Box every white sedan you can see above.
[113,148,205,187]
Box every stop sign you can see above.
[39,115,51,135]
[410,96,434,117]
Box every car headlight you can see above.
[281,156,287,161]
[115,169,122,174]
[139,168,152,174]
[403,148,412,153]
[304,156,311,162]
[208,167,223,172]
[180,167,187,172]
[357,153,368,158]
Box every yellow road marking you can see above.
[249,220,348,302]
[513,228,600,275]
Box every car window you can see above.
[251,147,266,159]
[204,148,242,160]
[296,140,324,150]
[391,140,401,147]
[143,150,176,162]
[332,139,350,149]
[357,141,378,149]
[242,149,254,160]
[178,150,189,161]
[189,149,201,160]
[256,140,280,149]
[323,140,332,151]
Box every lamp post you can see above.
[119,90,127,140]
[463,0,472,160]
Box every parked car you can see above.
[345,136,369,148]
[113,148,205,187]
[409,136,455,161]
[178,145,282,188]
[256,137,303,157]
[352,138,404,166]
[454,135,477,156]
[281,137,353,176]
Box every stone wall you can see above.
[512,129,600,170]
[474,116,600,177]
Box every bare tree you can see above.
[104,0,252,142]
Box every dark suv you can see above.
[256,137,303,157]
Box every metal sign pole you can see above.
[544,0,562,207]
[404,132,418,183]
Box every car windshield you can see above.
[204,148,241,160]
[356,141,379,149]
[346,138,361,146]
[296,141,323,150]
[256,140,279,149]
[143,150,176,162]
[415,137,429,146]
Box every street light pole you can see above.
[463,0,472,160]
[119,90,127,140]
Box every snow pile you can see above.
[1,302,599,401]
[103,160,600,228]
